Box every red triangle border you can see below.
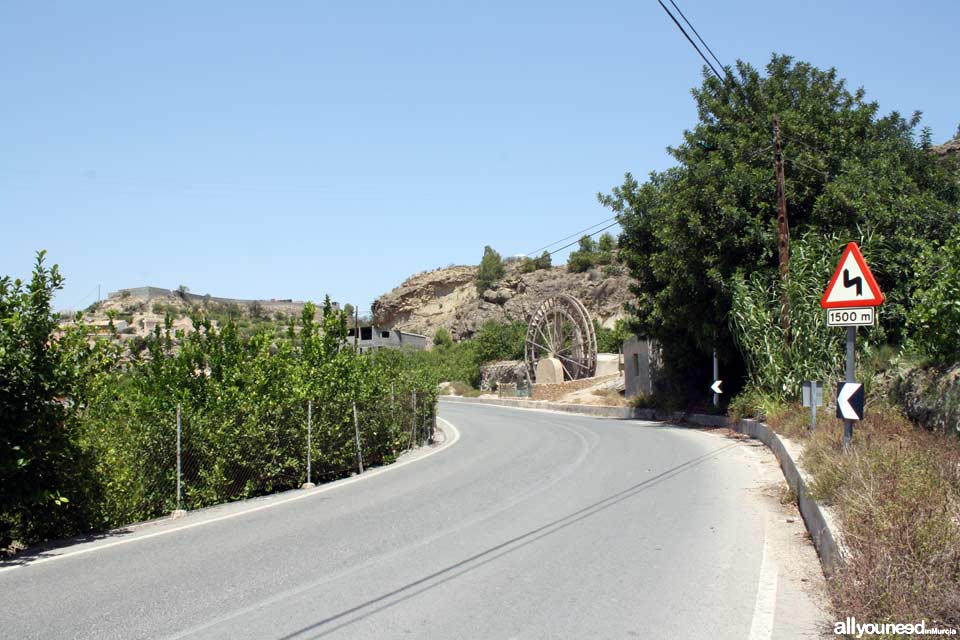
[820,242,884,309]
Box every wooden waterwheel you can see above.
[524,294,597,382]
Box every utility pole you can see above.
[353,307,359,353]
[772,114,791,344]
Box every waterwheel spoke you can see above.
[537,323,553,354]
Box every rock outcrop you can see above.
[932,136,960,160]
[886,364,960,437]
[371,262,633,340]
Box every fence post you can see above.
[428,396,435,444]
[411,390,417,447]
[420,393,427,446]
[173,403,185,518]
[302,400,315,489]
[352,402,364,474]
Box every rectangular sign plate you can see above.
[801,381,823,408]
[826,307,874,327]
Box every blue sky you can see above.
[2,1,957,313]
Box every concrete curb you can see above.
[736,418,845,576]
[440,395,844,575]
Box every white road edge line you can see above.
[747,515,780,640]
[0,418,461,574]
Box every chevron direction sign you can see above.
[836,382,865,421]
[821,243,884,310]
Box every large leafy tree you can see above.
[601,54,960,396]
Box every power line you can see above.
[655,0,722,80]
[667,0,725,74]
[65,284,100,312]
[543,221,621,258]
[525,216,618,256]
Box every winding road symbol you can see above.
[842,269,862,296]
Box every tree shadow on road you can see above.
[0,526,135,569]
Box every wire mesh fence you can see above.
[91,389,438,521]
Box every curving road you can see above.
[0,401,828,639]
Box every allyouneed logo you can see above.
[834,617,957,637]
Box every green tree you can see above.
[519,250,552,274]
[535,250,552,270]
[908,226,960,363]
[601,54,960,398]
[595,319,631,353]
[566,236,598,273]
[596,233,617,266]
[472,320,527,363]
[476,246,505,294]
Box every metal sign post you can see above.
[801,381,823,431]
[820,242,883,451]
[176,402,182,512]
[843,327,855,449]
[712,349,719,409]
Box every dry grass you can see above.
[765,401,960,629]
[589,388,626,406]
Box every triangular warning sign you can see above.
[821,242,884,309]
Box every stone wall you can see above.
[480,360,529,392]
[531,375,618,401]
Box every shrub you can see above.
[0,252,116,546]
[433,327,453,348]
[476,246,505,294]
[601,264,622,278]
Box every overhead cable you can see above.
[525,216,617,257]
[655,0,723,80]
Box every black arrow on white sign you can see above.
[836,382,864,421]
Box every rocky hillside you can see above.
[933,135,960,160]
[371,261,633,340]
[63,289,313,346]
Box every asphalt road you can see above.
[0,401,828,639]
